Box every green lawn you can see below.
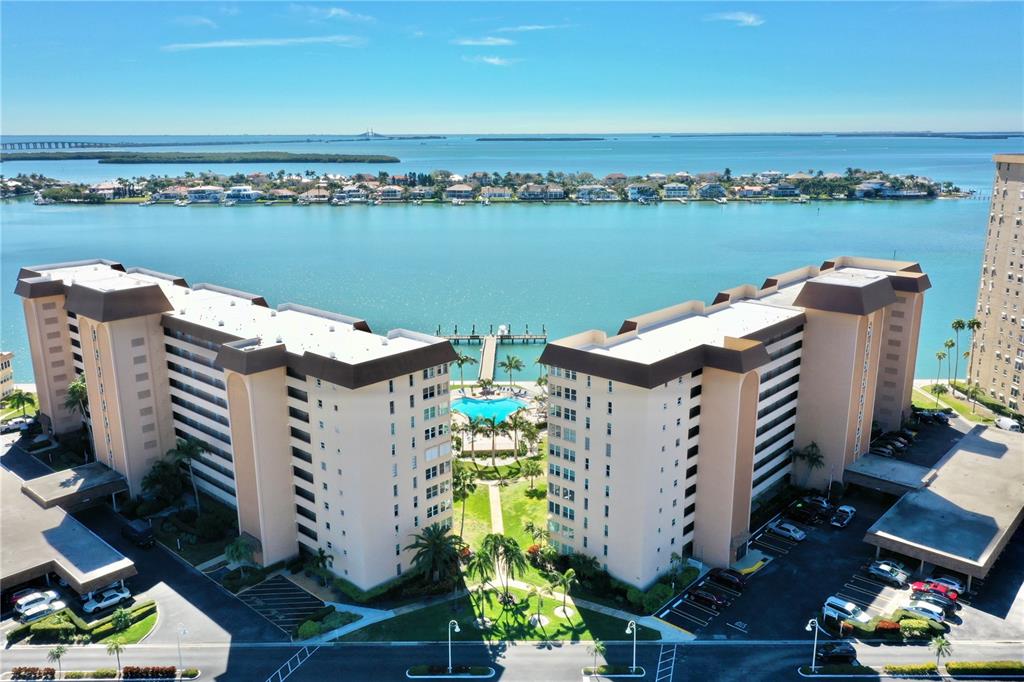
[95,612,158,644]
[338,587,660,643]
[919,385,993,423]
[455,485,492,551]
[1,392,38,421]
[499,476,548,550]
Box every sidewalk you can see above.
[487,483,504,534]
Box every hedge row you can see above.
[9,600,156,644]
[883,662,938,675]
[295,608,362,639]
[946,660,1024,676]
[11,668,55,680]
[123,665,176,679]
[64,673,117,680]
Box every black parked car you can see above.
[785,502,824,524]
[816,642,857,664]
[120,519,155,549]
[911,591,957,615]
[706,568,746,592]
[688,588,729,609]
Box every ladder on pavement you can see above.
[655,644,677,682]
[265,646,319,682]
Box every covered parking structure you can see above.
[863,426,1024,589]
[1,466,135,595]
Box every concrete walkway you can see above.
[479,335,497,381]
[487,483,504,534]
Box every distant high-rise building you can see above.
[974,154,1024,413]
[0,351,14,399]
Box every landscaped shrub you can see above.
[196,513,227,541]
[297,620,321,639]
[799,664,875,675]
[90,669,117,679]
[321,610,361,630]
[875,619,901,632]
[642,582,675,614]
[182,668,200,679]
[946,660,1024,676]
[10,667,56,680]
[64,672,86,679]
[122,665,176,679]
[884,662,938,675]
[899,618,933,639]
[28,617,76,641]
[626,587,644,608]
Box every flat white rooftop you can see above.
[30,263,440,364]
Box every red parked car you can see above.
[910,581,959,601]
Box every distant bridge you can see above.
[1,140,124,151]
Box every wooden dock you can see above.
[479,336,497,382]
[439,323,547,345]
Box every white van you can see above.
[822,596,872,624]
[995,417,1022,432]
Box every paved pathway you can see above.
[487,483,504,534]
[479,335,497,381]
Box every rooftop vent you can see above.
[230,300,236,307]
[329,325,335,332]
[270,310,277,317]
[179,309,186,314]
[329,352,336,359]
[218,320,224,327]
[276,335,282,343]
[381,338,388,346]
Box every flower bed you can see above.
[407,664,494,678]
[5,601,157,644]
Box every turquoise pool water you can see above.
[451,397,529,422]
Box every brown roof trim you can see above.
[617,320,638,335]
[761,277,779,290]
[793,277,897,316]
[217,340,288,375]
[294,341,458,389]
[161,315,243,346]
[16,259,125,281]
[741,313,807,344]
[193,283,269,307]
[889,273,932,293]
[14,276,65,299]
[124,266,189,287]
[65,282,173,322]
[712,292,731,305]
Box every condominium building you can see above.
[16,259,456,591]
[0,351,13,399]
[975,154,1024,412]
[540,256,929,588]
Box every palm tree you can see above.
[505,410,528,467]
[311,547,334,585]
[106,640,125,674]
[935,350,947,396]
[482,534,526,600]
[966,383,983,414]
[551,568,578,614]
[498,354,524,389]
[966,318,982,387]
[481,417,503,483]
[452,465,477,539]
[588,639,606,671]
[63,375,88,416]
[464,549,495,612]
[405,523,461,582]
[527,583,551,626]
[931,383,948,408]
[951,319,966,388]
[167,437,207,515]
[522,520,549,546]
[2,388,36,418]
[452,353,478,393]
[792,442,824,488]
[478,377,495,394]
[47,645,67,676]
[521,459,543,488]
[522,422,541,456]
[225,535,255,578]
[930,635,952,672]
[943,339,955,384]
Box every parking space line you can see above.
[850,575,891,590]
[668,609,708,627]
[704,582,740,597]
[751,540,788,555]
[843,583,885,599]
[682,599,719,617]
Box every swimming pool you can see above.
[451,397,529,422]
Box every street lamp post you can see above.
[447,619,461,674]
[176,624,188,671]
[625,620,637,673]
[805,618,819,672]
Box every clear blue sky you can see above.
[2,2,1022,134]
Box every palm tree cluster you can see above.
[1,388,36,418]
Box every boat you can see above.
[674,198,688,204]
[451,198,465,206]
[263,200,275,207]
[413,199,422,205]
[174,199,191,207]
[714,197,727,205]
[224,199,237,207]
[138,200,156,206]
[577,197,591,205]
[481,199,490,206]
[794,196,809,204]
[374,199,383,205]
[33,192,54,205]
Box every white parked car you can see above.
[83,586,131,614]
[767,519,807,541]
[928,575,967,595]
[995,416,1022,432]
[822,596,872,624]
[20,599,66,623]
[14,590,59,615]
[905,600,945,624]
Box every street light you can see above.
[447,619,461,674]
[805,618,819,672]
[176,623,188,671]
[625,620,638,673]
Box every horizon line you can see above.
[3,130,1023,138]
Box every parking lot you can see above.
[236,575,325,635]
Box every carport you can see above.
[1,467,135,595]
[863,426,1024,589]
[20,461,128,511]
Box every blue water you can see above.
[451,397,529,422]
[1,134,1018,383]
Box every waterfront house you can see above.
[469,172,493,186]
[756,170,786,183]
[647,172,668,182]
[269,188,297,200]
[697,182,727,199]
[187,185,224,203]
[445,184,476,200]
[481,186,512,201]
[152,185,189,201]
[353,173,378,183]
[771,183,800,198]
[377,185,405,201]
[518,183,564,201]
[342,185,368,202]
[854,180,889,198]
[627,183,657,201]
[390,174,411,186]
[409,186,436,200]
[576,184,619,202]
[786,172,814,182]
[735,185,767,198]
[225,185,264,203]
[88,181,124,200]
[663,183,690,198]
[449,174,465,183]
[300,188,330,203]
[604,173,627,184]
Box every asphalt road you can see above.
[3,640,1021,681]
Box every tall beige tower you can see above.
[974,154,1024,413]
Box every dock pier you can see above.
[438,323,547,345]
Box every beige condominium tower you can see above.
[975,154,1024,412]
[540,256,929,589]
[16,259,456,591]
